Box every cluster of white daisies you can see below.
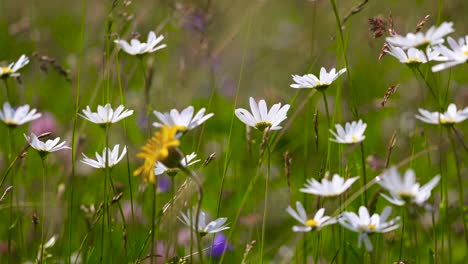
[1,22,467,254]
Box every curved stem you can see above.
[150,183,157,264]
[259,142,271,263]
[360,142,367,205]
[40,157,47,264]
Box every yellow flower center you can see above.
[464,50,468,56]
[440,116,447,124]
[406,58,420,64]
[367,224,376,231]
[306,219,318,227]
[1,66,12,75]
[255,121,272,131]
[351,136,358,142]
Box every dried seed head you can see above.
[369,17,386,38]
[416,15,430,32]
[382,84,399,107]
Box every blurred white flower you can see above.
[178,210,230,236]
[24,133,70,155]
[300,173,359,197]
[386,21,454,49]
[338,206,400,252]
[432,36,468,72]
[415,103,468,125]
[0,102,41,127]
[286,201,336,232]
[329,120,367,144]
[377,167,440,206]
[154,152,200,175]
[290,67,346,90]
[235,97,290,131]
[0,54,29,78]
[385,45,445,64]
[114,31,166,55]
[80,104,133,125]
[153,106,214,131]
[81,144,127,169]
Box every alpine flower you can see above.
[432,36,468,72]
[338,206,400,252]
[81,144,127,169]
[0,102,41,127]
[208,233,234,257]
[114,31,166,56]
[178,210,230,236]
[290,67,346,90]
[415,103,468,125]
[300,173,359,197]
[80,104,133,125]
[377,167,440,206]
[286,201,336,232]
[154,152,200,176]
[235,97,290,131]
[0,54,29,78]
[153,106,214,132]
[385,45,445,64]
[329,120,367,144]
[134,125,181,183]
[24,133,70,156]
[385,21,454,49]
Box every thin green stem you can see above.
[139,57,151,137]
[40,157,47,264]
[3,78,12,103]
[448,128,468,244]
[69,0,87,261]
[360,142,367,204]
[7,127,14,263]
[259,142,271,264]
[150,183,157,264]
[321,91,330,129]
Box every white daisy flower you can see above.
[338,206,400,252]
[385,45,445,64]
[235,97,290,131]
[377,167,440,206]
[81,144,127,169]
[24,133,70,155]
[178,210,230,236]
[80,104,133,125]
[386,21,454,49]
[154,152,201,175]
[432,36,468,72]
[0,54,29,78]
[153,106,214,131]
[286,201,336,232]
[290,67,346,90]
[300,173,359,197]
[114,31,166,56]
[329,119,367,144]
[415,103,468,125]
[0,102,41,127]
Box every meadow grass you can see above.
[0,0,468,263]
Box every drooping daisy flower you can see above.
[80,104,133,125]
[432,36,468,72]
[114,31,167,56]
[0,102,41,127]
[178,210,230,237]
[415,103,468,125]
[81,144,127,169]
[300,173,359,197]
[286,201,336,232]
[0,54,29,78]
[154,152,200,176]
[329,120,367,144]
[235,97,290,131]
[153,106,214,132]
[338,206,400,252]
[385,45,445,64]
[377,167,440,206]
[386,21,454,49]
[24,133,70,156]
[134,125,181,183]
[290,67,346,90]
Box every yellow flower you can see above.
[134,125,181,183]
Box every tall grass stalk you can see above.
[448,128,468,244]
[69,0,87,261]
[39,156,47,264]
